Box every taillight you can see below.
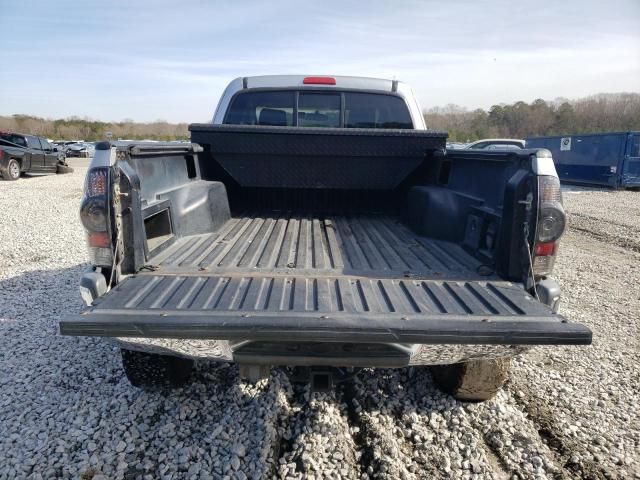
[80,167,112,267]
[532,176,565,277]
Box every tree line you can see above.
[424,92,640,142]
[0,115,189,141]
[2,92,639,142]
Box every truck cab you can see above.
[213,75,426,129]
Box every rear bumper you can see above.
[61,311,592,345]
[61,311,591,366]
[108,336,533,366]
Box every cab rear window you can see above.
[224,91,295,126]
[224,90,413,129]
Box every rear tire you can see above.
[2,159,21,181]
[121,349,194,389]
[430,358,511,402]
[56,164,74,174]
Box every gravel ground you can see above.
[0,169,638,479]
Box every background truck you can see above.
[526,131,640,189]
[0,132,72,180]
[60,75,591,401]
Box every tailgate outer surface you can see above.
[61,274,592,345]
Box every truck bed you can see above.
[61,140,591,347]
[122,213,505,318]
[151,214,484,279]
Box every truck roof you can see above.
[242,75,399,91]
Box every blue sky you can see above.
[1,0,638,123]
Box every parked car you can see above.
[526,132,640,189]
[465,138,525,150]
[60,75,591,400]
[0,132,72,181]
[65,142,94,158]
[54,140,78,151]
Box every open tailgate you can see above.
[61,273,591,345]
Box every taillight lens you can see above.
[86,168,108,196]
[534,241,557,256]
[80,196,108,232]
[537,204,565,243]
[80,167,112,267]
[88,231,111,248]
[532,176,565,277]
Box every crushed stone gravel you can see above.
[0,169,638,479]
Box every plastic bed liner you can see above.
[61,214,592,345]
[151,214,484,278]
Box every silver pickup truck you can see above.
[61,75,591,401]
